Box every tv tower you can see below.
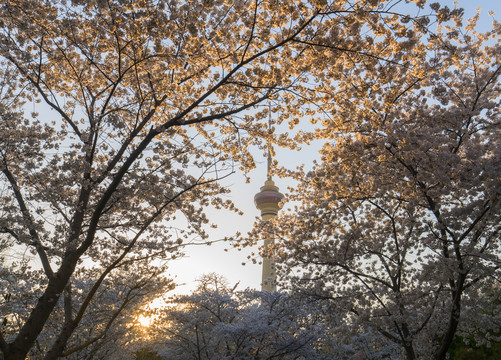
[254,116,284,291]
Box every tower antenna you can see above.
[267,102,272,181]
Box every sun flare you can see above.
[137,314,152,328]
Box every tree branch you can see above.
[1,165,54,279]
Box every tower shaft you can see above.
[254,179,284,291]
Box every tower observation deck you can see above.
[254,175,284,291]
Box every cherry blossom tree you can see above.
[0,0,454,358]
[1,231,172,359]
[267,13,501,360]
[151,274,327,360]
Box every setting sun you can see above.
[137,314,152,328]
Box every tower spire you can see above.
[254,105,283,291]
[267,148,272,181]
[266,105,273,182]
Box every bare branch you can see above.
[1,165,54,279]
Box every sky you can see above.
[165,0,501,296]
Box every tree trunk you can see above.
[434,275,465,360]
[5,256,78,360]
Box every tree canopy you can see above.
[0,0,488,359]
[258,9,501,360]
[150,274,327,360]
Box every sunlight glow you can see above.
[137,314,152,328]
